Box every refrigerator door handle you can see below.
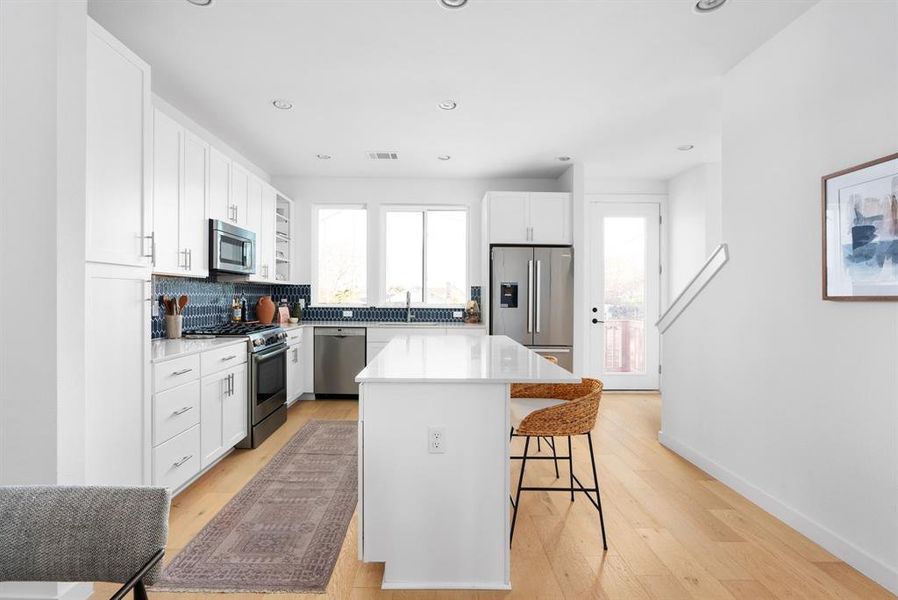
[527,259,534,333]
[535,260,542,334]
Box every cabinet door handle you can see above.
[172,455,192,468]
[187,248,192,271]
[142,232,155,264]
[221,355,237,361]
[172,406,193,416]
[228,372,234,396]
[171,368,193,376]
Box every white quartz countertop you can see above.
[294,321,485,329]
[356,334,579,384]
[152,337,246,363]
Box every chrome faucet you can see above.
[406,290,414,322]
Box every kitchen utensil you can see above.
[178,295,189,314]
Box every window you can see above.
[383,207,467,305]
[315,206,367,304]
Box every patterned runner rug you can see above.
[153,420,357,593]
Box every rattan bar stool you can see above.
[510,355,561,471]
[509,378,607,550]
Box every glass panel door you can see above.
[588,202,660,389]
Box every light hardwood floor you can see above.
[91,394,894,600]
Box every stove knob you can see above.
[253,338,263,347]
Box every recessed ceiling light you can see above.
[438,100,458,111]
[677,145,695,151]
[437,155,451,161]
[272,99,293,110]
[439,0,468,9]
[694,0,727,13]
[316,154,331,160]
[186,0,212,6]
[557,156,571,162]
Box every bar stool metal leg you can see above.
[568,436,574,502]
[548,437,559,478]
[587,432,608,551]
[509,436,531,546]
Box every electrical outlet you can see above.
[428,426,447,454]
[342,310,353,318]
[452,311,463,318]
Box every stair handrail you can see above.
[656,243,729,334]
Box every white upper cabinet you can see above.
[209,147,231,224]
[486,192,572,245]
[487,192,529,244]
[181,131,209,277]
[151,108,209,278]
[529,193,572,244]
[152,109,182,273]
[230,163,250,229]
[251,183,277,281]
[246,174,262,236]
[86,20,152,267]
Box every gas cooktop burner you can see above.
[185,323,279,336]
[184,322,288,353]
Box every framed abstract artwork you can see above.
[822,152,898,300]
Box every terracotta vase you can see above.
[256,296,276,324]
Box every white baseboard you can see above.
[658,430,898,595]
[0,583,91,600]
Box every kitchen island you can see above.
[355,334,579,590]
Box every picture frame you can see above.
[822,152,898,301]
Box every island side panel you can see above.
[360,381,510,590]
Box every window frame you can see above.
[379,204,469,308]
[311,203,369,307]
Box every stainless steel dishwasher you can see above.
[314,327,366,398]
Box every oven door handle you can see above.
[253,345,287,361]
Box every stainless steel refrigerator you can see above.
[490,246,574,371]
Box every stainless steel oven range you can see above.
[185,323,288,448]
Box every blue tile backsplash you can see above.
[152,275,482,338]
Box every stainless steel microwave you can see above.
[210,219,255,275]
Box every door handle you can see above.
[172,455,192,468]
[592,318,604,324]
[172,406,193,416]
[221,355,237,361]
[527,259,533,334]
[171,368,192,376]
[535,260,542,334]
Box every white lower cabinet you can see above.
[153,380,200,445]
[201,363,247,468]
[153,425,201,491]
[152,341,246,492]
[286,342,305,404]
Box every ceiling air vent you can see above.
[367,151,399,160]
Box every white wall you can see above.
[0,2,89,599]
[0,0,87,487]
[660,1,898,593]
[666,163,722,297]
[272,176,563,291]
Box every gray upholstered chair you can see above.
[0,486,171,600]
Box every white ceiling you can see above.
[88,0,814,181]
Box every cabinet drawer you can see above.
[153,380,200,446]
[154,354,200,393]
[201,343,246,375]
[366,327,445,343]
[286,327,304,343]
[153,425,200,491]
